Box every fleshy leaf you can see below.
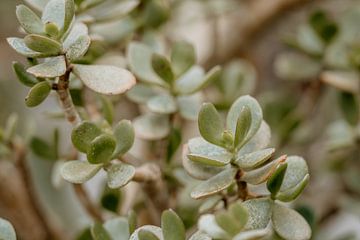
[171,41,196,77]
[71,121,102,153]
[138,230,160,240]
[191,168,237,199]
[242,198,272,230]
[229,202,248,230]
[91,222,112,240]
[126,84,158,104]
[7,37,49,58]
[112,120,135,158]
[30,136,57,160]
[103,217,130,240]
[0,218,16,240]
[66,35,91,62]
[107,163,135,189]
[61,160,102,184]
[45,22,59,37]
[267,162,288,198]
[161,209,186,240]
[27,55,66,78]
[234,148,275,171]
[233,228,269,240]
[227,95,263,144]
[279,156,309,192]
[238,121,271,155]
[25,81,51,107]
[147,95,177,114]
[177,93,202,120]
[234,106,252,149]
[72,64,136,95]
[24,34,62,54]
[272,203,311,240]
[133,114,170,140]
[129,226,163,240]
[152,53,174,84]
[87,134,116,164]
[276,174,309,202]
[42,0,73,32]
[189,231,211,240]
[198,214,228,239]
[16,5,44,34]
[12,61,39,87]
[215,211,240,237]
[188,152,232,167]
[63,22,89,49]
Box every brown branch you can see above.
[73,184,104,222]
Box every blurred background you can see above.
[1,0,360,239]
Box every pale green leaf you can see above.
[72,121,102,153]
[0,218,16,240]
[61,160,102,184]
[129,226,163,240]
[91,222,112,240]
[152,53,174,84]
[189,231,211,240]
[42,0,66,30]
[238,121,271,155]
[12,61,38,87]
[27,56,66,78]
[198,214,228,239]
[24,0,48,10]
[72,64,136,95]
[24,34,62,54]
[45,22,59,37]
[272,203,311,240]
[62,0,75,35]
[138,230,160,240]
[87,134,116,164]
[279,156,309,192]
[7,37,48,58]
[296,24,324,56]
[215,211,240,237]
[188,152,232,167]
[229,202,248,230]
[227,95,263,143]
[171,41,196,77]
[126,84,158,104]
[16,5,44,34]
[112,120,134,158]
[199,195,222,214]
[234,106,252,149]
[147,95,177,114]
[133,114,170,140]
[276,174,309,202]
[233,228,269,240]
[25,81,51,107]
[100,95,114,125]
[177,93,202,120]
[161,209,186,240]
[107,163,135,189]
[234,148,275,171]
[191,168,237,199]
[66,35,91,62]
[242,198,272,230]
[88,0,140,22]
[63,22,89,49]
[104,217,130,240]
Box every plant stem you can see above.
[73,184,103,222]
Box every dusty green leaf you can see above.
[199,195,222,214]
[189,231,211,240]
[30,137,57,160]
[152,53,174,84]
[63,22,89,49]
[7,37,49,58]
[3,114,18,142]
[0,218,16,240]
[66,35,91,62]
[198,214,228,239]
[72,121,102,153]
[234,106,252,149]
[198,103,225,147]
[177,93,202,120]
[272,203,311,240]
[62,0,75,34]
[16,4,44,34]
[242,198,272,230]
[45,22,59,37]
[188,152,232,167]
[127,42,164,86]
[112,120,134,158]
[12,61,38,87]
[126,84,158,104]
[133,114,170,140]
[72,64,135,95]
[42,0,73,33]
[103,217,130,240]
[107,163,135,189]
[143,0,169,28]
[161,209,186,240]
[175,66,221,95]
[227,95,263,144]
[279,156,309,192]
[234,148,275,171]
[233,228,269,240]
[238,121,271,155]
[128,210,137,234]
[61,160,102,184]
[129,226,163,240]
[296,24,324,56]
[24,0,48,10]
[240,155,286,185]
[27,55,66,78]
[25,81,51,107]
[24,34,62,54]
[91,222,112,240]
[99,95,114,125]
[267,162,288,198]
[276,174,309,202]
[191,168,237,199]
[89,0,140,22]
[87,134,116,164]
[229,202,248,230]
[147,95,177,114]
[138,230,160,240]
[171,41,196,77]
[215,211,241,237]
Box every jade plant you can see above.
[4,0,314,239]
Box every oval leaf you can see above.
[107,163,135,189]
[13,61,38,87]
[188,153,232,167]
[171,41,196,77]
[104,217,130,240]
[72,64,136,95]
[91,222,112,240]
[7,37,49,58]
[234,148,275,171]
[66,35,91,62]
[198,103,225,147]
[152,53,174,84]
[138,230,160,240]
[24,34,62,54]
[16,5,44,34]
[61,160,102,184]
[147,95,177,114]
[133,114,170,140]
[72,121,102,153]
[279,156,309,192]
[234,106,252,149]
[267,162,288,198]
[27,55,66,78]
[161,209,186,240]
[0,218,16,240]
[112,120,135,158]
[25,81,51,107]
[87,134,116,164]
[130,226,163,240]
[242,198,272,230]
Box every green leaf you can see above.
[72,64,136,95]
[339,92,359,126]
[198,214,228,239]
[112,120,135,158]
[138,230,160,240]
[296,24,324,56]
[30,137,57,160]
[104,217,130,240]
[72,121,102,153]
[24,0,49,10]
[147,95,177,114]
[12,61,38,87]
[229,202,248,230]
[91,222,112,240]
[61,160,102,184]
[171,41,196,77]
[42,0,73,33]
[320,70,359,94]
[272,203,311,240]
[62,0,75,35]
[276,174,309,202]
[107,163,135,189]
[238,121,271,155]
[227,96,263,144]
[199,195,222,214]
[143,0,169,28]
[151,53,174,84]
[128,210,137,234]
[161,209,186,240]
[233,228,269,240]
[279,156,309,193]
[189,231,211,240]
[24,34,62,54]
[175,66,221,95]
[100,95,114,125]
[16,5,44,34]
[129,226,163,240]
[234,148,275,171]
[127,42,164,86]
[166,127,182,162]
[25,81,51,107]
[66,35,91,62]
[45,22,59,37]
[198,103,225,147]
[215,211,240,237]
[133,114,170,140]
[234,106,252,149]
[27,55,66,78]
[7,37,50,58]
[63,22,89,49]
[188,152,232,167]
[0,218,16,240]
[87,134,116,164]
[191,168,237,199]
[309,10,338,43]
[126,84,158,104]
[240,155,286,185]
[267,162,288,198]
[242,198,272,230]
